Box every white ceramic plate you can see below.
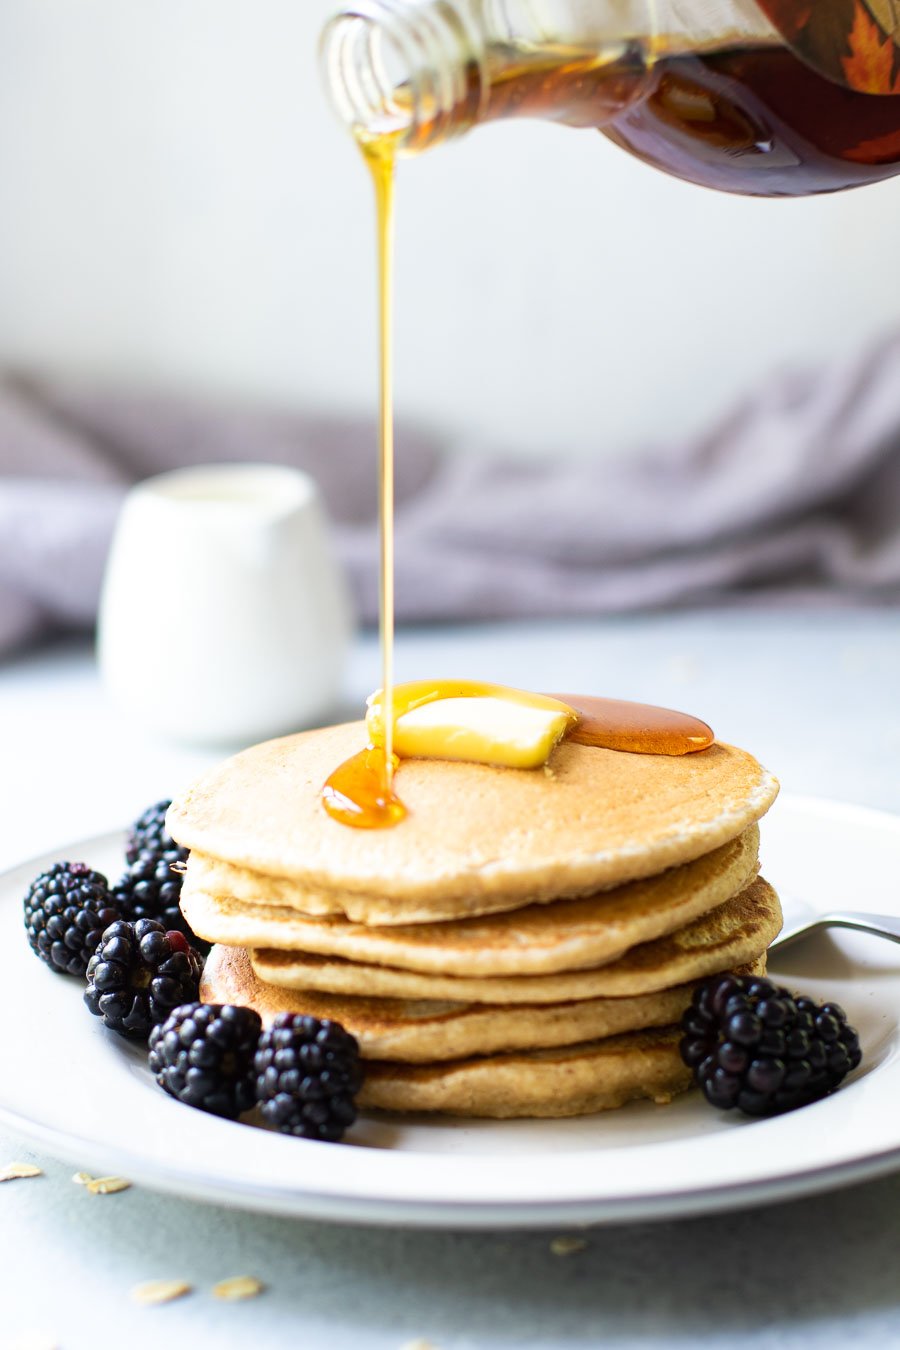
[1,794,899,1229]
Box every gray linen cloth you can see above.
[2,332,900,655]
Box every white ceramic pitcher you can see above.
[98,463,354,745]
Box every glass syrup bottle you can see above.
[322,0,900,196]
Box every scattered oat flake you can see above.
[131,1279,193,1306]
[73,1170,131,1193]
[0,1163,42,1183]
[400,1341,441,1350]
[550,1235,588,1256]
[212,1275,265,1302]
[86,1175,131,1195]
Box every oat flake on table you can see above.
[0,1162,42,1183]
[131,1279,193,1306]
[213,1276,265,1301]
[73,1171,132,1194]
[550,1235,589,1256]
[88,1175,131,1195]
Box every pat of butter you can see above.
[392,696,571,769]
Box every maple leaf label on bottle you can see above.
[756,0,900,92]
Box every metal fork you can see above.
[770,910,900,953]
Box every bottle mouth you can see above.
[321,0,485,153]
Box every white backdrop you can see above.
[1,0,899,456]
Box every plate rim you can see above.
[2,793,899,1229]
[3,1098,900,1229]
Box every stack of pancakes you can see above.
[167,722,782,1119]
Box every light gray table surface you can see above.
[1,610,899,1350]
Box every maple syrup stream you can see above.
[367,138,396,786]
[322,138,407,829]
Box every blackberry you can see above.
[114,850,207,955]
[126,800,184,866]
[681,973,862,1116]
[254,1013,363,1142]
[84,919,204,1040]
[24,863,120,977]
[149,1003,262,1119]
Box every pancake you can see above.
[358,1030,693,1118]
[183,825,759,975]
[202,941,766,1063]
[168,722,778,924]
[251,877,781,1005]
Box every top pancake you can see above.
[168,721,778,924]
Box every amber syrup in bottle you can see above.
[480,40,900,196]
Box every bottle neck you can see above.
[321,0,487,154]
[321,0,783,154]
